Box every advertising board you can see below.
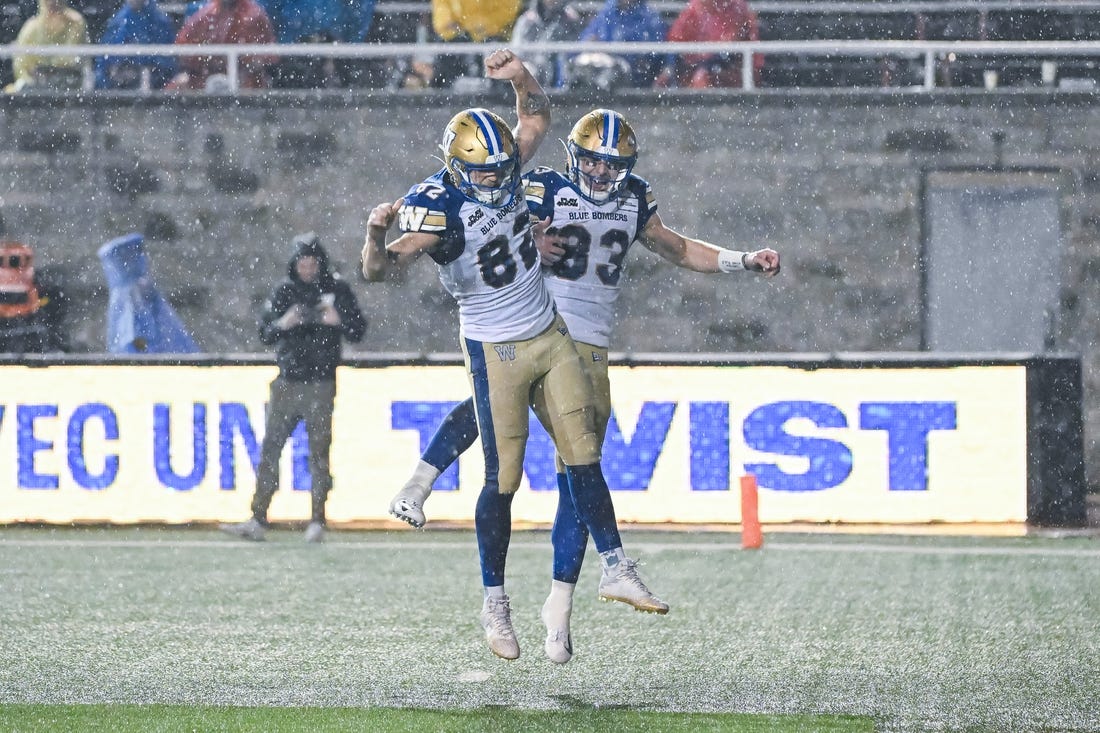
[0,362,1037,525]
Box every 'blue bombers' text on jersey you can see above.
[523,167,658,348]
[398,170,555,343]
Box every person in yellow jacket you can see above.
[433,0,521,42]
[403,0,522,88]
[6,0,89,92]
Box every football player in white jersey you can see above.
[386,108,780,664]
[362,57,667,663]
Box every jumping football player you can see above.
[386,108,781,664]
[361,56,667,663]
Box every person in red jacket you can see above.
[168,0,277,90]
[656,0,763,88]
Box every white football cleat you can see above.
[598,558,669,615]
[480,595,520,660]
[389,481,431,528]
[540,596,573,664]
[218,518,265,542]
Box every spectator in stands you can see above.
[655,0,763,89]
[257,0,377,88]
[258,0,374,43]
[68,0,115,41]
[577,0,665,88]
[95,0,178,90]
[168,0,277,90]
[220,233,366,544]
[401,0,522,89]
[342,4,408,88]
[0,240,68,353]
[511,0,584,89]
[6,0,89,93]
[182,0,204,20]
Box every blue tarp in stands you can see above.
[97,233,200,354]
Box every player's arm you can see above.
[484,48,550,167]
[361,199,440,281]
[639,212,781,276]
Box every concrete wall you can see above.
[1,89,1098,485]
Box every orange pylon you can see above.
[740,475,763,550]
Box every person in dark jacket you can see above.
[510,0,584,89]
[221,232,366,543]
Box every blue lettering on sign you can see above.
[742,401,853,492]
[155,403,307,492]
[391,401,463,490]
[690,402,730,491]
[154,403,207,491]
[522,413,557,490]
[500,404,676,491]
[388,398,959,495]
[602,402,676,491]
[67,403,119,490]
[219,403,260,490]
[290,421,310,491]
[860,402,957,491]
[390,401,677,492]
[17,404,59,489]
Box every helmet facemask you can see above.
[441,108,520,208]
[565,141,635,203]
[449,154,519,207]
[564,109,638,204]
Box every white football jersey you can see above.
[524,167,658,348]
[398,170,555,342]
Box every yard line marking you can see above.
[0,537,1098,559]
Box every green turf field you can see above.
[0,528,1096,732]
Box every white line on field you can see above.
[0,537,1098,558]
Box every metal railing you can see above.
[144,0,1100,11]
[2,39,1100,92]
[279,0,1100,12]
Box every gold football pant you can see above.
[551,341,609,474]
[461,314,601,495]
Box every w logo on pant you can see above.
[494,344,517,361]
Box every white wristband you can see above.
[717,249,748,273]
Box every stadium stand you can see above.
[289,0,1100,88]
[751,1,1100,88]
[3,0,1100,89]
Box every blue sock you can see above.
[565,463,622,554]
[551,471,589,583]
[475,485,513,587]
[422,397,480,472]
